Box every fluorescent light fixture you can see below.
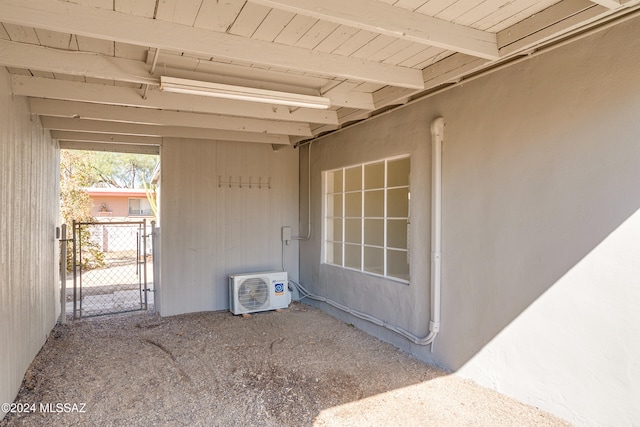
[160,76,331,110]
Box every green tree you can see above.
[90,152,158,189]
[60,150,104,271]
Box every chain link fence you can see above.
[72,221,149,318]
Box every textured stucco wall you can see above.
[0,68,60,419]
[299,17,640,426]
[158,138,299,316]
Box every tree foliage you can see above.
[90,152,158,189]
[60,150,103,271]
[60,150,94,224]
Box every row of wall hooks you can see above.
[218,176,271,189]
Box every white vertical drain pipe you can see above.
[427,117,444,348]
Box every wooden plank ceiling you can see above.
[0,0,638,153]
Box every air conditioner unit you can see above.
[228,271,290,315]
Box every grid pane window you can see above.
[324,155,410,283]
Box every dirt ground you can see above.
[1,303,572,426]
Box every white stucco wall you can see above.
[299,17,640,426]
[0,67,60,419]
[158,138,299,316]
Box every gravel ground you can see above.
[1,303,572,426]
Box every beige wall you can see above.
[158,138,299,316]
[0,67,59,419]
[90,195,129,217]
[299,17,640,426]
[89,194,152,219]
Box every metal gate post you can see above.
[142,219,148,309]
[151,220,158,311]
[72,220,78,320]
[59,223,67,324]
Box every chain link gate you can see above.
[72,220,150,318]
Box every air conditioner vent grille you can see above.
[238,278,269,310]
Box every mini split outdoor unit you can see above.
[228,271,290,315]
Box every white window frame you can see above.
[128,197,152,216]
[322,155,410,283]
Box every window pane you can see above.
[326,218,343,241]
[323,156,410,281]
[387,249,409,281]
[364,190,384,217]
[364,162,384,189]
[344,219,361,244]
[387,157,410,187]
[326,242,343,265]
[344,166,362,191]
[364,219,384,246]
[344,244,361,269]
[387,188,409,217]
[345,192,362,217]
[387,219,407,249]
[327,169,343,193]
[364,246,384,275]
[327,194,343,217]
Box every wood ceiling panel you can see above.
[474,0,562,31]
[0,0,630,145]
[194,0,246,32]
[413,49,454,69]
[384,43,431,66]
[2,23,39,44]
[31,70,55,78]
[63,0,113,10]
[250,0,499,59]
[368,39,414,63]
[114,0,157,18]
[114,42,148,61]
[84,77,116,86]
[1,0,424,88]
[295,20,339,49]
[351,82,386,93]
[452,0,513,27]
[274,14,318,45]
[229,2,271,37]
[5,67,31,76]
[415,0,456,16]
[392,0,429,10]
[252,8,295,41]
[54,73,85,82]
[155,0,203,26]
[398,46,448,68]
[76,36,115,56]
[0,24,9,40]
[331,29,378,57]
[34,29,78,50]
[436,1,479,21]
[351,35,397,60]
[313,25,360,53]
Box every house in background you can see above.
[84,187,155,254]
[87,187,154,221]
[1,1,640,426]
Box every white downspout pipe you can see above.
[425,117,444,348]
[401,117,443,350]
